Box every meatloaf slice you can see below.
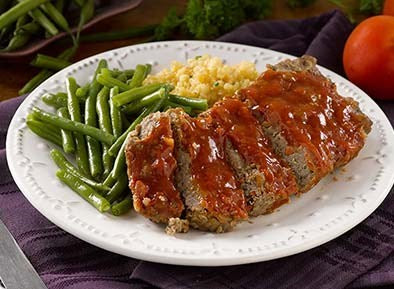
[203,98,298,216]
[168,108,248,233]
[238,55,372,192]
[125,112,184,224]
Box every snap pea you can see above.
[56,170,110,213]
[26,119,62,147]
[0,0,48,30]
[111,83,163,107]
[96,73,130,92]
[109,87,122,139]
[57,107,75,154]
[111,195,133,216]
[127,64,149,88]
[66,77,90,176]
[31,107,115,145]
[106,172,128,203]
[96,86,113,178]
[30,8,59,36]
[110,97,166,178]
[85,59,107,178]
[50,149,110,191]
[168,94,208,111]
[31,54,71,71]
[122,87,166,114]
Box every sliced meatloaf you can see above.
[238,55,372,192]
[168,108,248,233]
[203,98,298,216]
[125,112,184,224]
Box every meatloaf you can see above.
[125,112,184,224]
[168,108,248,233]
[237,56,372,192]
[202,98,298,216]
[125,55,372,234]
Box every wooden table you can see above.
[0,0,341,101]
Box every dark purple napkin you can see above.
[1,9,393,289]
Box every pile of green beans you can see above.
[0,0,94,52]
[26,60,208,215]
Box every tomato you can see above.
[383,0,394,16]
[343,16,394,100]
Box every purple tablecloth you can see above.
[1,9,393,289]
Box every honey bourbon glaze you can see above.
[238,69,370,177]
[126,115,184,223]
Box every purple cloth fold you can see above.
[0,9,393,289]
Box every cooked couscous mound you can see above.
[144,55,258,105]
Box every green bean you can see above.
[76,0,94,39]
[41,2,70,32]
[42,92,86,108]
[31,54,71,71]
[30,8,59,36]
[116,72,127,83]
[15,22,41,35]
[121,113,131,130]
[111,195,132,216]
[57,107,75,154]
[26,119,62,147]
[31,107,115,145]
[2,32,30,51]
[0,0,48,30]
[56,170,110,213]
[19,46,76,95]
[110,87,122,138]
[111,83,163,107]
[122,87,166,114]
[127,64,149,88]
[96,86,113,178]
[164,100,193,114]
[103,173,116,187]
[110,97,166,178]
[106,172,128,203]
[96,73,131,92]
[0,23,14,44]
[50,149,110,191]
[19,70,53,95]
[169,94,208,111]
[66,77,90,176]
[76,83,89,98]
[80,25,157,42]
[85,59,107,178]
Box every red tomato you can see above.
[343,16,394,100]
[383,0,394,16]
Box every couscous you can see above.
[144,55,258,105]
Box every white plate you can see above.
[6,41,394,266]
